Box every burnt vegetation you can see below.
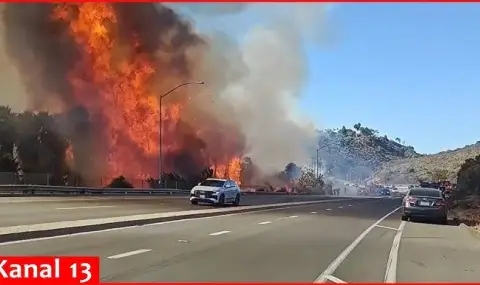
[0,106,325,190]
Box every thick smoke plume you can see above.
[0,3,321,183]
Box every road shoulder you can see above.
[397,220,480,282]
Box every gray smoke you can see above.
[180,3,329,175]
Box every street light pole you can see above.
[158,81,204,187]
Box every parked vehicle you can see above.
[401,187,448,224]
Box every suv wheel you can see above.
[233,194,240,206]
[190,200,198,205]
[218,194,225,206]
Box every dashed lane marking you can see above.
[258,221,272,225]
[311,211,317,214]
[288,215,298,218]
[338,206,343,209]
[107,249,152,259]
[209,231,231,236]
[56,206,116,210]
[325,208,332,211]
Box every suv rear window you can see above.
[200,180,225,187]
[409,189,441,197]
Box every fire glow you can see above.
[47,3,242,184]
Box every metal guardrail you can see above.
[0,185,189,196]
[0,185,317,197]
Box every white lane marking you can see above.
[311,211,317,214]
[325,275,348,283]
[107,249,151,259]
[258,221,272,225]
[325,208,332,211]
[338,206,343,209]
[0,198,107,204]
[56,206,116,210]
[384,220,406,283]
[288,215,298,218]
[0,198,350,246]
[314,206,402,283]
[375,224,399,231]
[348,204,352,207]
[209,230,231,236]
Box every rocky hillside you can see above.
[317,124,420,180]
[374,142,480,184]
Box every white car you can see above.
[190,178,241,206]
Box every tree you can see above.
[353,123,361,131]
[107,176,133,188]
[296,167,324,191]
[0,106,17,172]
[285,162,301,180]
[457,155,480,196]
[240,156,254,186]
[395,137,401,143]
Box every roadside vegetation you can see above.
[451,155,480,230]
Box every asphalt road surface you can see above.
[0,195,336,227]
[0,197,477,282]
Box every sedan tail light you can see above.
[434,199,446,206]
[406,197,417,204]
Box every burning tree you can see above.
[295,167,324,192]
[3,3,245,185]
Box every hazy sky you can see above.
[175,3,480,154]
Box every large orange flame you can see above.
[52,3,182,180]
[49,3,242,184]
[213,156,241,184]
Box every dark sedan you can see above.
[401,187,448,224]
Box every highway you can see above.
[0,197,477,282]
[0,195,337,227]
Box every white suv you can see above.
[190,178,241,206]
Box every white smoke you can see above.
[179,3,328,174]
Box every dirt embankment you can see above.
[451,195,480,233]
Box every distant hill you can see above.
[373,142,480,184]
[317,124,420,181]
[318,124,480,184]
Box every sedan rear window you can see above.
[409,189,441,197]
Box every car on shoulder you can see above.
[401,187,448,224]
[190,178,241,206]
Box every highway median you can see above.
[0,197,361,243]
